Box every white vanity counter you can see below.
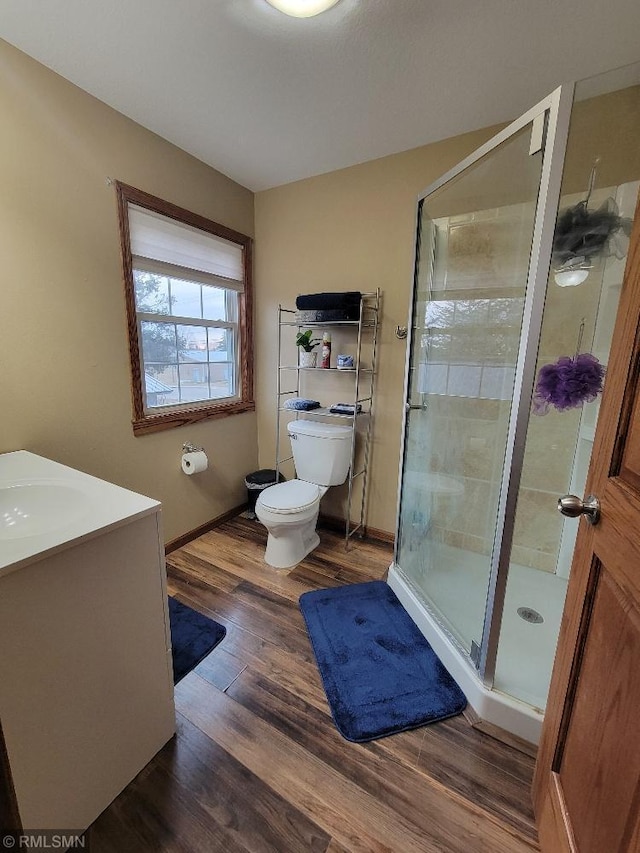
[0,451,175,832]
[0,450,160,575]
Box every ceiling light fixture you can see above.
[265,0,341,17]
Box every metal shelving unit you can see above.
[274,289,380,546]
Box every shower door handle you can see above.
[557,493,601,525]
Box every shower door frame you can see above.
[393,84,575,687]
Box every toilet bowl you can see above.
[256,479,327,568]
[255,420,352,568]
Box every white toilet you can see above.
[255,420,353,568]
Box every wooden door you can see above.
[533,200,640,851]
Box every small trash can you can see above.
[244,469,286,517]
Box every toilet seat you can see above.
[257,479,319,515]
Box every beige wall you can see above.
[254,125,502,535]
[0,40,257,542]
[562,85,640,195]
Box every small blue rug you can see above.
[299,580,466,742]
[168,597,226,684]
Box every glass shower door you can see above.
[396,122,545,659]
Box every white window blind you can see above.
[128,204,244,292]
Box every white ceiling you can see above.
[2,0,639,191]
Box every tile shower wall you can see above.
[413,187,627,573]
[404,397,509,558]
[408,202,534,563]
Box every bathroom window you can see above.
[116,183,254,435]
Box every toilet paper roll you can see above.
[181,450,208,476]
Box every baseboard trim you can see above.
[165,504,247,554]
[470,718,538,759]
[318,512,395,548]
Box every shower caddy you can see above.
[274,288,380,545]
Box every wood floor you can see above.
[88,516,540,852]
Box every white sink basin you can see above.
[0,451,160,574]
[0,480,89,540]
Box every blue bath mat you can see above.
[168,597,226,684]
[299,581,466,742]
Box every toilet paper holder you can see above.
[182,441,204,454]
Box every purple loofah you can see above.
[533,352,605,415]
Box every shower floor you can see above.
[402,543,568,711]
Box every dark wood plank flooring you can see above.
[88,516,539,852]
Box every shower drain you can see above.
[517,606,544,624]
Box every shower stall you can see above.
[388,64,640,743]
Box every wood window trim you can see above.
[115,182,254,436]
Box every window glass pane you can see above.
[178,363,211,403]
[209,362,233,399]
[177,324,207,362]
[208,328,234,397]
[207,327,231,360]
[202,285,228,321]
[141,321,177,366]
[169,277,202,319]
[134,271,170,314]
[140,321,235,406]
[144,364,179,409]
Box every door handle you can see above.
[557,494,600,526]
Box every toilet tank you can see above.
[287,420,353,486]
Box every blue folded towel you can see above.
[284,398,321,411]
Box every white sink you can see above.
[0,480,89,539]
[0,451,160,574]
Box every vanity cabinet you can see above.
[274,289,380,543]
[0,452,175,831]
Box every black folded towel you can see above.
[329,402,362,415]
[296,308,360,322]
[295,291,362,311]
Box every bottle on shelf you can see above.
[321,331,332,369]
